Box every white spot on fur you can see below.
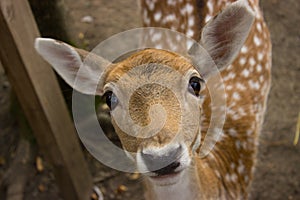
[248,80,260,90]
[266,62,271,70]
[238,163,245,174]
[186,3,194,14]
[257,52,264,61]
[167,0,176,6]
[244,175,249,182]
[229,72,236,79]
[186,29,194,38]
[230,163,236,170]
[164,14,176,23]
[259,75,264,82]
[180,3,194,15]
[205,15,212,23]
[256,64,262,72]
[242,141,248,149]
[254,35,262,46]
[146,0,155,11]
[246,129,253,136]
[229,128,237,137]
[224,72,236,81]
[207,0,214,14]
[232,92,241,100]
[154,11,162,22]
[241,45,248,54]
[237,83,246,91]
[226,85,233,90]
[225,173,231,182]
[256,22,262,32]
[231,174,238,182]
[249,57,256,66]
[188,17,195,27]
[241,69,250,77]
[251,165,256,175]
[232,114,241,121]
[238,107,246,116]
[228,102,236,110]
[180,24,185,30]
[239,57,247,65]
[215,170,221,178]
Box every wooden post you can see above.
[0,60,4,74]
[0,1,93,200]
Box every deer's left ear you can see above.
[35,38,111,95]
[189,0,255,77]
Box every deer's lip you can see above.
[148,170,183,186]
[150,170,182,179]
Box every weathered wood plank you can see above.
[0,60,4,74]
[0,1,93,199]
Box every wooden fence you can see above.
[0,0,93,199]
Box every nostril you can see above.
[154,161,180,176]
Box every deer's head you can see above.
[35,0,254,187]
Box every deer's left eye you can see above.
[104,91,118,110]
[188,76,203,97]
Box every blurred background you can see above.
[0,0,299,199]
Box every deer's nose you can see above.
[141,145,182,175]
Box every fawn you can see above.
[35,0,271,199]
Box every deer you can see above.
[34,0,271,199]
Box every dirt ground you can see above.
[0,0,299,200]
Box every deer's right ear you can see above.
[188,0,255,78]
[35,38,111,95]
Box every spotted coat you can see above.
[139,0,271,198]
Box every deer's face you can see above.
[35,0,255,187]
[103,49,204,184]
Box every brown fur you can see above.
[102,0,271,199]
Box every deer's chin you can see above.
[147,169,185,186]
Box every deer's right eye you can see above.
[104,91,118,110]
[188,76,203,97]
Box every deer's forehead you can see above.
[104,49,194,84]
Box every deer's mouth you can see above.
[147,163,188,186]
[148,170,183,186]
[150,169,182,179]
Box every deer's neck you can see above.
[140,0,205,40]
[140,0,260,40]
